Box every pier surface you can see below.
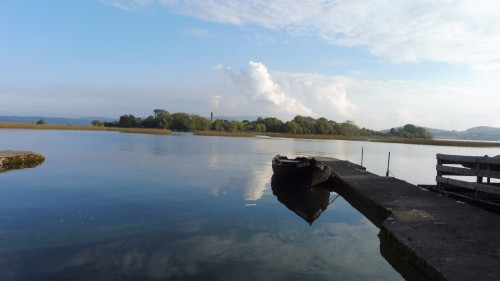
[0,150,45,172]
[317,157,500,281]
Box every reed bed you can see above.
[2,123,498,147]
[265,133,369,141]
[369,137,500,147]
[193,130,256,137]
[265,132,500,147]
[0,123,172,135]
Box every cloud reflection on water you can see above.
[0,217,401,281]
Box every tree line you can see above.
[94,109,432,139]
[389,124,433,139]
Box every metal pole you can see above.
[361,147,364,167]
[386,151,391,177]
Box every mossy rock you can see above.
[0,150,45,172]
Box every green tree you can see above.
[91,120,103,126]
[191,114,211,131]
[171,113,191,131]
[118,114,141,127]
[293,115,316,134]
[314,117,335,134]
[212,119,226,131]
[400,124,432,139]
[389,124,433,139]
[254,123,266,133]
[259,117,284,133]
[284,121,302,134]
[36,119,45,125]
[153,109,172,129]
[228,121,239,133]
[336,120,360,135]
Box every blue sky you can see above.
[1,0,500,130]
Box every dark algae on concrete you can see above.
[0,150,45,172]
[316,157,500,281]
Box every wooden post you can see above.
[437,155,443,189]
[487,164,491,184]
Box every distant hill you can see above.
[381,126,500,141]
[0,116,116,126]
[428,126,500,141]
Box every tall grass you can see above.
[3,123,499,147]
[193,130,256,137]
[0,123,172,135]
[369,137,500,147]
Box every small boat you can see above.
[271,155,332,187]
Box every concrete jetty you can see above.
[316,157,500,281]
[0,150,45,172]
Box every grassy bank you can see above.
[2,123,499,147]
[0,123,172,135]
[368,137,500,147]
[193,130,256,137]
[265,132,370,141]
[197,130,500,147]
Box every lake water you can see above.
[1,130,499,281]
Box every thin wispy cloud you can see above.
[156,0,500,67]
[4,1,499,130]
[183,27,213,39]
[101,0,153,10]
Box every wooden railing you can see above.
[436,154,500,196]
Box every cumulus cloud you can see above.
[274,73,357,117]
[219,61,315,117]
[154,0,500,67]
[218,61,357,120]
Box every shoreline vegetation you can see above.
[193,130,500,147]
[1,122,499,147]
[0,123,172,135]
[2,108,499,148]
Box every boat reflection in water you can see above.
[271,174,339,225]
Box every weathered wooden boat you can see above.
[271,155,332,187]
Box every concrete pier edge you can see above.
[317,157,500,281]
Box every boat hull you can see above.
[271,155,332,187]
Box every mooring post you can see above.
[386,151,391,177]
[361,147,364,167]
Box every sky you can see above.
[1,0,500,130]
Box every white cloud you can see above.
[219,61,315,117]
[101,0,153,10]
[273,73,357,118]
[217,62,361,121]
[210,95,221,108]
[160,0,320,28]
[154,0,500,67]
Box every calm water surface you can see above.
[1,130,499,281]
